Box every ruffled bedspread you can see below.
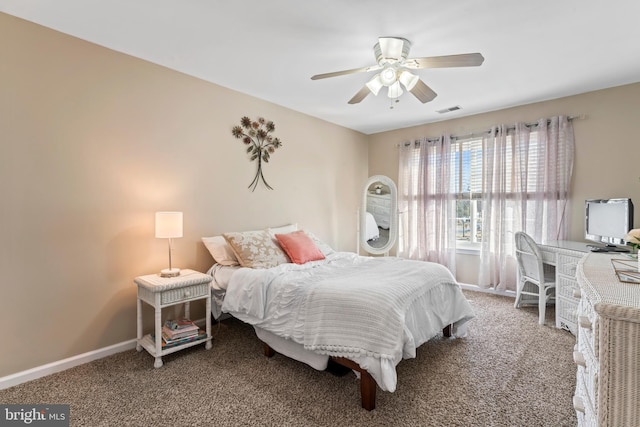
[222,252,475,392]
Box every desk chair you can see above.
[514,231,556,325]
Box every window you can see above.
[409,130,548,250]
[453,138,483,248]
[399,116,574,289]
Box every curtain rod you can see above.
[397,114,585,147]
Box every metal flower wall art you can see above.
[232,116,283,191]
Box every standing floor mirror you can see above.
[358,175,398,255]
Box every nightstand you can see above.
[134,269,213,368]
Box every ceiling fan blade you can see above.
[405,53,485,69]
[409,79,437,103]
[348,86,371,104]
[311,65,381,80]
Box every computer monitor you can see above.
[585,198,634,248]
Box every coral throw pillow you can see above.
[275,231,325,264]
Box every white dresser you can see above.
[574,253,640,426]
[539,241,590,335]
[366,193,391,229]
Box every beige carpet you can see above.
[0,290,577,426]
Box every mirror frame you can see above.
[359,175,398,255]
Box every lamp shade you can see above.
[387,81,403,99]
[365,74,384,96]
[399,70,419,91]
[155,212,183,239]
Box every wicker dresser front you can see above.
[574,253,640,427]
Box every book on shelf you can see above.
[162,326,199,341]
[151,329,207,349]
[164,318,197,330]
[162,325,199,341]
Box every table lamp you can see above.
[155,211,183,277]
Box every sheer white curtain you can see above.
[478,116,575,290]
[398,136,457,274]
[477,124,512,289]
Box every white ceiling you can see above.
[2,0,640,134]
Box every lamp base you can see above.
[160,268,181,278]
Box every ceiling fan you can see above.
[311,37,484,104]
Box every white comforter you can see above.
[221,252,474,392]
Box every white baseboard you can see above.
[0,315,212,390]
[0,339,137,390]
[459,282,515,298]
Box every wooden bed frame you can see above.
[261,324,452,411]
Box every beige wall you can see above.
[0,14,368,377]
[3,10,640,379]
[368,83,640,284]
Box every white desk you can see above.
[538,240,591,335]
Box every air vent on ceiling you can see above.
[437,105,461,114]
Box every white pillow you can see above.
[267,223,298,236]
[202,236,240,266]
[305,231,335,256]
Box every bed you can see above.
[203,226,475,410]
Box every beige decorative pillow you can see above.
[223,230,290,268]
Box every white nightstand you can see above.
[134,269,213,368]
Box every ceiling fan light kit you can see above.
[379,66,398,85]
[311,36,484,105]
[398,70,419,91]
[365,74,383,96]
[387,81,403,99]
